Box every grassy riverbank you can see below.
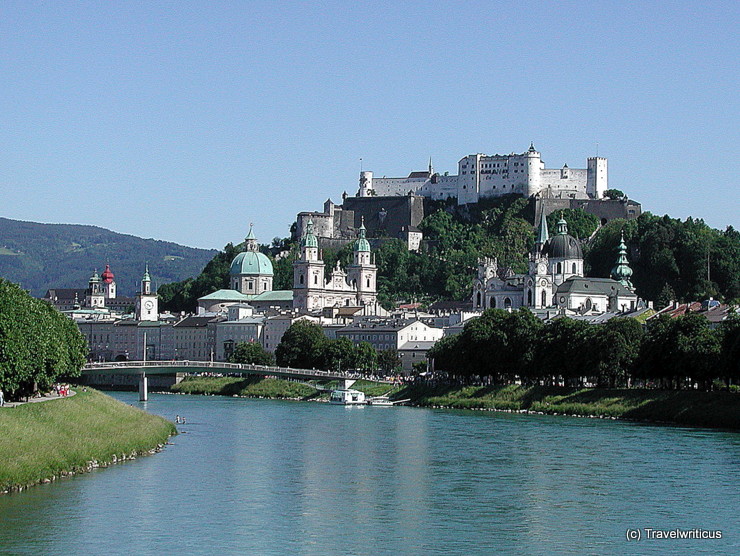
[170,376,400,400]
[171,376,320,399]
[0,388,176,493]
[394,383,740,429]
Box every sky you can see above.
[1,1,738,250]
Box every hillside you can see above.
[159,195,740,312]
[0,217,217,296]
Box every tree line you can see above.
[228,320,401,374]
[0,279,87,399]
[428,308,740,390]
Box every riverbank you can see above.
[169,376,740,429]
[0,388,176,494]
[169,376,400,400]
[394,383,740,429]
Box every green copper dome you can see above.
[301,219,319,249]
[354,220,370,252]
[230,251,273,276]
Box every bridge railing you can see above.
[83,360,392,383]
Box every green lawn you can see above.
[0,388,176,492]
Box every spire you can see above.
[245,223,258,252]
[143,264,151,282]
[556,213,568,235]
[529,142,536,153]
[610,231,634,290]
[354,217,370,252]
[301,219,318,248]
[536,209,550,248]
[428,157,434,175]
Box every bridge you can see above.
[82,360,392,394]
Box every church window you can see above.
[476,292,482,307]
[314,275,318,285]
[504,297,512,310]
[527,290,532,305]
[541,290,547,307]
[556,262,562,274]
[366,278,370,288]
[491,298,496,308]
[300,275,304,285]
[248,282,253,290]
[572,263,577,274]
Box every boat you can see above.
[367,396,395,406]
[329,388,366,405]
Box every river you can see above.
[1,392,738,555]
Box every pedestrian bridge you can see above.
[82,360,392,387]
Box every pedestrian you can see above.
[0,388,4,407]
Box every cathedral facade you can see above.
[293,219,377,313]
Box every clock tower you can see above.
[136,265,158,321]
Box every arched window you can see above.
[299,274,304,285]
[476,292,482,307]
[366,278,370,288]
[572,263,577,274]
[527,290,532,305]
[541,290,547,307]
[314,275,318,285]
[491,298,496,308]
[556,262,562,274]
[504,297,512,310]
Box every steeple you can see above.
[354,217,370,253]
[536,209,550,251]
[142,264,152,295]
[610,231,634,290]
[244,223,258,252]
[301,219,318,249]
[428,157,434,175]
[556,213,568,235]
[529,142,536,153]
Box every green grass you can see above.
[394,384,740,429]
[0,247,21,256]
[0,388,176,492]
[172,376,319,399]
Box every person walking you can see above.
[0,388,5,407]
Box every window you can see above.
[541,290,547,307]
[572,263,577,274]
[556,262,562,274]
[314,275,318,285]
[299,274,304,284]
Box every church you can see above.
[472,212,638,315]
[197,221,379,316]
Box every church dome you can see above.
[545,217,583,259]
[102,264,115,284]
[230,251,273,277]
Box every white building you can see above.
[472,213,638,315]
[358,144,607,204]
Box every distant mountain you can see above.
[0,217,218,297]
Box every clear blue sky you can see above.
[1,1,737,249]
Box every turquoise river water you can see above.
[1,392,739,555]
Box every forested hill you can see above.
[159,195,740,313]
[0,217,217,296]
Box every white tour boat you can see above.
[329,388,366,405]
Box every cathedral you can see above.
[293,218,378,313]
[472,212,638,315]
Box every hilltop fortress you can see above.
[296,144,639,249]
[358,143,608,204]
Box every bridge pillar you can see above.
[342,379,356,390]
[139,374,148,402]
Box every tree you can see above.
[718,314,740,385]
[275,321,326,369]
[378,348,401,374]
[229,341,275,366]
[546,209,599,241]
[604,189,625,200]
[354,342,378,372]
[589,318,644,387]
[323,338,357,372]
[0,279,86,398]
